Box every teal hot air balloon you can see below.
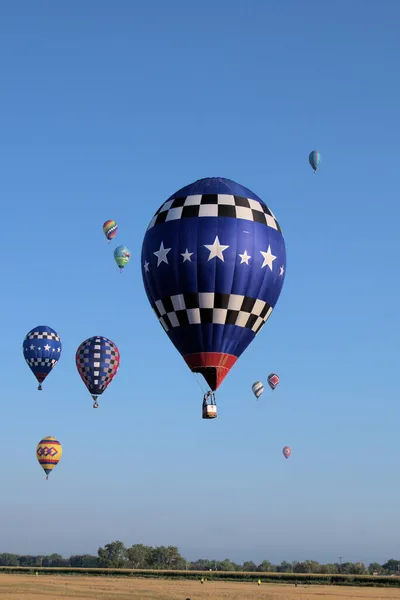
[309,150,321,172]
[114,245,131,272]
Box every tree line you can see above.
[0,541,399,576]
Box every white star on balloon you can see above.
[30,345,35,350]
[44,344,51,351]
[239,250,251,265]
[144,260,149,272]
[280,265,285,276]
[154,241,171,267]
[181,249,193,262]
[204,236,229,262]
[260,245,277,270]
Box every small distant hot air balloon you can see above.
[76,336,120,408]
[23,326,62,390]
[252,381,264,399]
[282,445,291,459]
[103,220,118,243]
[309,150,321,173]
[36,436,62,480]
[114,245,131,271]
[267,373,280,390]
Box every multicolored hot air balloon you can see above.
[76,336,120,408]
[36,436,62,480]
[141,177,286,394]
[252,381,264,399]
[23,326,62,390]
[282,445,291,459]
[103,220,118,242]
[267,373,280,390]
[114,245,131,271]
[308,150,321,172]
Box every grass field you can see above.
[1,575,400,600]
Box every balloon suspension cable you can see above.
[46,474,48,480]
[192,371,207,395]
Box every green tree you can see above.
[257,560,275,572]
[98,541,126,568]
[70,555,99,567]
[125,544,152,569]
[319,563,338,574]
[0,554,18,566]
[277,561,293,572]
[189,559,214,570]
[368,562,386,575]
[304,560,320,573]
[339,562,364,574]
[42,554,68,567]
[382,559,400,574]
[293,561,308,573]
[215,559,238,571]
[242,561,257,571]
[18,555,37,567]
[149,546,185,569]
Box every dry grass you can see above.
[1,574,400,600]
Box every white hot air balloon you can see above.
[252,381,264,399]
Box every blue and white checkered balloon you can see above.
[23,325,62,390]
[141,177,286,392]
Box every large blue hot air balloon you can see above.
[141,177,286,392]
[23,325,62,390]
[309,150,321,172]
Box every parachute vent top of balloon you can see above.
[141,177,286,392]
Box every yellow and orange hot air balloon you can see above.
[36,436,62,480]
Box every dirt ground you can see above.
[0,574,400,600]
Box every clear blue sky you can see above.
[0,0,399,566]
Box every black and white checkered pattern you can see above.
[76,338,119,387]
[25,357,57,367]
[152,292,273,335]
[26,331,60,341]
[147,194,281,233]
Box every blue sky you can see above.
[0,0,399,565]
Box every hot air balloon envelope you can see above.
[76,336,120,406]
[141,177,286,391]
[36,436,62,479]
[282,445,291,459]
[114,245,131,270]
[252,381,264,399]
[308,150,321,172]
[267,373,280,390]
[23,326,62,390]
[103,220,118,241]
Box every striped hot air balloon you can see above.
[252,381,264,399]
[103,220,118,242]
[36,436,62,479]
